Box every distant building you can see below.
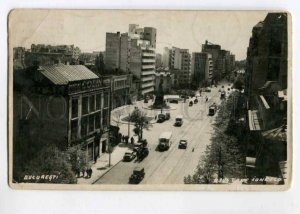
[155,53,163,68]
[163,47,192,87]
[202,40,235,83]
[24,44,81,67]
[13,64,111,163]
[105,24,157,97]
[104,74,131,110]
[191,52,213,87]
[13,47,26,70]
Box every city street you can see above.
[95,82,231,184]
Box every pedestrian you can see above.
[131,136,135,145]
[205,96,208,102]
[125,136,129,144]
[122,135,125,143]
[81,166,86,178]
[86,167,93,178]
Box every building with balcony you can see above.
[105,24,157,98]
[191,52,213,87]
[245,13,288,183]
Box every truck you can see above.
[208,103,217,116]
[174,115,183,127]
[158,131,172,151]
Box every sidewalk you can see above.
[77,144,130,184]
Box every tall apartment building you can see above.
[105,24,157,96]
[191,52,213,87]
[163,47,192,87]
[202,40,235,83]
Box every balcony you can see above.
[142,76,154,82]
[141,86,154,95]
[141,81,155,88]
[142,58,156,63]
[142,64,155,70]
[142,70,155,76]
[142,52,155,57]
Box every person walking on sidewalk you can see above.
[131,136,135,145]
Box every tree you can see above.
[184,92,245,184]
[22,145,77,184]
[66,146,88,177]
[129,108,152,140]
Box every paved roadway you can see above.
[95,82,231,184]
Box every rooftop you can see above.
[38,64,99,85]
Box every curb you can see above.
[92,159,123,184]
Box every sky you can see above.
[9,10,268,60]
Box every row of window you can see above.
[71,109,109,141]
[71,93,109,118]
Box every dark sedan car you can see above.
[178,140,188,149]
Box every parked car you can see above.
[178,139,188,149]
[189,101,193,106]
[123,151,136,162]
[136,147,149,161]
[129,167,145,184]
[157,114,166,123]
[218,89,222,92]
[194,99,198,104]
[228,88,230,91]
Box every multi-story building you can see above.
[105,24,157,97]
[245,13,288,183]
[13,64,111,165]
[13,47,26,70]
[163,47,192,87]
[103,74,131,110]
[191,52,213,87]
[202,40,221,83]
[24,44,81,67]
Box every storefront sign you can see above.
[68,79,103,94]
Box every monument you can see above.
[153,78,167,109]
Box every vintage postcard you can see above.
[8,10,292,191]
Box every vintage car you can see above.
[129,167,145,184]
[123,151,136,162]
[209,104,218,116]
[194,99,198,104]
[189,101,193,106]
[157,114,166,123]
[205,88,211,92]
[178,139,188,149]
[136,147,149,161]
[220,91,226,100]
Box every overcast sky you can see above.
[9,10,268,60]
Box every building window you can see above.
[90,95,95,112]
[71,119,78,141]
[103,109,108,126]
[104,92,109,108]
[95,112,101,129]
[71,98,78,118]
[89,114,95,133]
[82,96,89,115]
[96,94,101,110]
[81,116,88,137]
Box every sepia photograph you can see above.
[8,10,292,190]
